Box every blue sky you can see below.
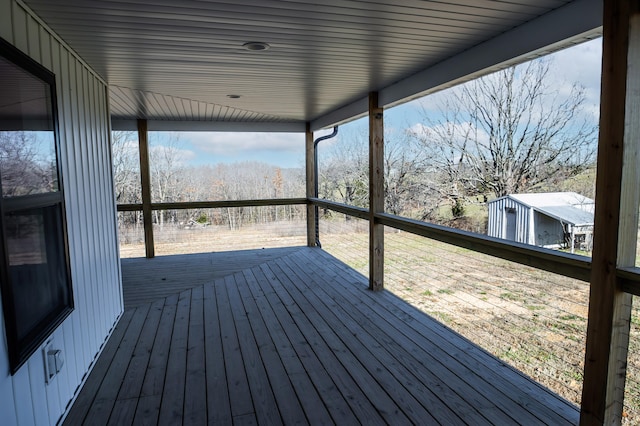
[149,37,603,170]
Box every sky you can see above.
[146,37,603,170]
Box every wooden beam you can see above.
[305,123,316,247]
[368,92,384,291]
[137,119,154,259]
[310,198,370,221]
[606,5,640,423]
[112,119,306,133]
[580,1,639,423]
[117,198,306,212]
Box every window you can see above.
[0,37,73,373]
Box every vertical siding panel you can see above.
[528,207,536,245]
[53,40,87,384]
[39,26,51,70]
[109,86,123,310]
[11,2,27,52]
[0,0,12,42]
[26,14,39,62]
[46,335,64,422]
[90,76,111,331]
[74,58,101,357]
[97,82,115,320]
[84,65,107,335]
[100,81,121,321]
[102,82,124,315]
[80,65,106,344]
[28,354,50,425]
[0,305,18,425]
[60,321,76,408]
[12,367,35,425]
[93,71,113,334]
[521,205,527,243]
[66,49,95,371]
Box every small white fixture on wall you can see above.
[43,341,64,384]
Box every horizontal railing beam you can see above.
[618,267,640,296]
[308,198,370,220]
[376,212,592,282]
[115,196,640,296]
[117,198,307,212]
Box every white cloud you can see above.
[149,144,197,165]
[547,38,602,95]
[399,38,603,123]
[185,132,304,156]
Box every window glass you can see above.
[0,56,58,197]
[7,206,70,341]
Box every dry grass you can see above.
[118,220,307,258]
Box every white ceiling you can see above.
[23,0,602,131]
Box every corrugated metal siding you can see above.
[533,211,565,246]
[0,0,123,424]
[487,197,532,244]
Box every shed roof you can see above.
[21,0,602,131]
[495,192,595,226]
[534,205,594,227]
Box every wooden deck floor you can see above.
[64,247,579,425]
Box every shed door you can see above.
[505,207,517,241]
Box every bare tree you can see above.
[0,131,57,196]
[383,129,435,216]
[319,128,439,219]
[149,133,187,226]
[412,59,597,200]
[111,130,140,203]
[318,133,369,208]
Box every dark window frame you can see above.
[0,37,74,374]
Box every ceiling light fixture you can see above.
[242,41,270,51]
[227,94,241,99]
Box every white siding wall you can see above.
[0,0,123,424]
[487,197,532,244]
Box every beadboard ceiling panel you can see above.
[22,0,602,130]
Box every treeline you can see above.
[113,132,306,230]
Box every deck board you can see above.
[240,268,343,425]
[158,289,190,426]
[276,256,467,425]
[202,283,232,425]
[302,249,579,425]
[121,247,302,308]
[64,246,580,425]
[233,270,317,425]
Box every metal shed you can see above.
[487,192,594,252]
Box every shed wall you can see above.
[533,211,565,247]
[0,0,123,424]
[487,197,532,244]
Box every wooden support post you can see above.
[580,1,639,424]
[137,119,155,258]
[369,92,384,291]
[305,123,316,247]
